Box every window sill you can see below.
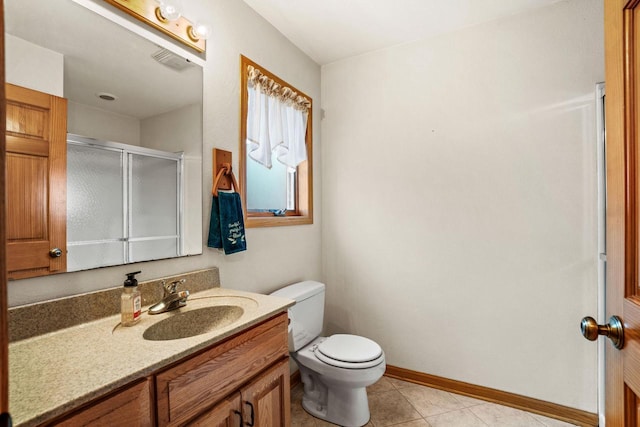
[246,214,312,228]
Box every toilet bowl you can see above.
[293,335,386,426]
[270,281,386,427]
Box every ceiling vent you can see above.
[151,48,193,71]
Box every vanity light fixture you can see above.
[103,0,207,53]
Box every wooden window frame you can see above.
[239,55,313,228]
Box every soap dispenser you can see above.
[121,271,142,326]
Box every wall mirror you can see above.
[4,0,203,275]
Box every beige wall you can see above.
[321,0,602,413]
[67,101,141,145]
[5,34,64,97]
[7,0,322,305]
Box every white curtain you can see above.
[246,65,310,170]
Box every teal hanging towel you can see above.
[208,192,246,254]
[208,162,246,254]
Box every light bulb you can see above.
[189,22,212,41]
[159,0,182,21]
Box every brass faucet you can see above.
[148,279,190,315]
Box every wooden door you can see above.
[5,83,67,279]
[241,360,290,427]
[604,0,640,424]
[188,393,242,427]
[0,1,9,424]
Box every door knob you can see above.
[580,315,624,350]
[49,248,62,258]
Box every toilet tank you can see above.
[270,281,325,351]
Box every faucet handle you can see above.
[163,278,186,295]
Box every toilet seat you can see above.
[314,334,384,369]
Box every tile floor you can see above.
[291,376,580,427]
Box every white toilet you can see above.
[271,281,385,427]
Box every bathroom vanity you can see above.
[155,313,289,426]
[8,282,294,427]
[53,314,289,426]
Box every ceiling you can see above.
[4,0,563,117]
[242,0,563,65]
[5,0,202,120]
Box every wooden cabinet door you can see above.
[188,393,242,427]
[241,359,290,427]
[605,0,640,425]
[5,83,67,279]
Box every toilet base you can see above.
[298,365,374,427]
[302,397,370,427]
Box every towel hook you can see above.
[212,162,239,197]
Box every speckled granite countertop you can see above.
[9,287,294,427]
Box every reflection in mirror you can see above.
[5,0,203,274]
[67,134,184,271]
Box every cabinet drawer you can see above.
[52,378,153,427]
[156,313,288,426]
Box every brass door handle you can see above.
[49,248,63,258]
[580,316,624,350]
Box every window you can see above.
[239,55,313,227]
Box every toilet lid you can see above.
[314,334,383,369]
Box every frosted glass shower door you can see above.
[129,154,181,262]
[67,143,125,271]
[66,134,183,272]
